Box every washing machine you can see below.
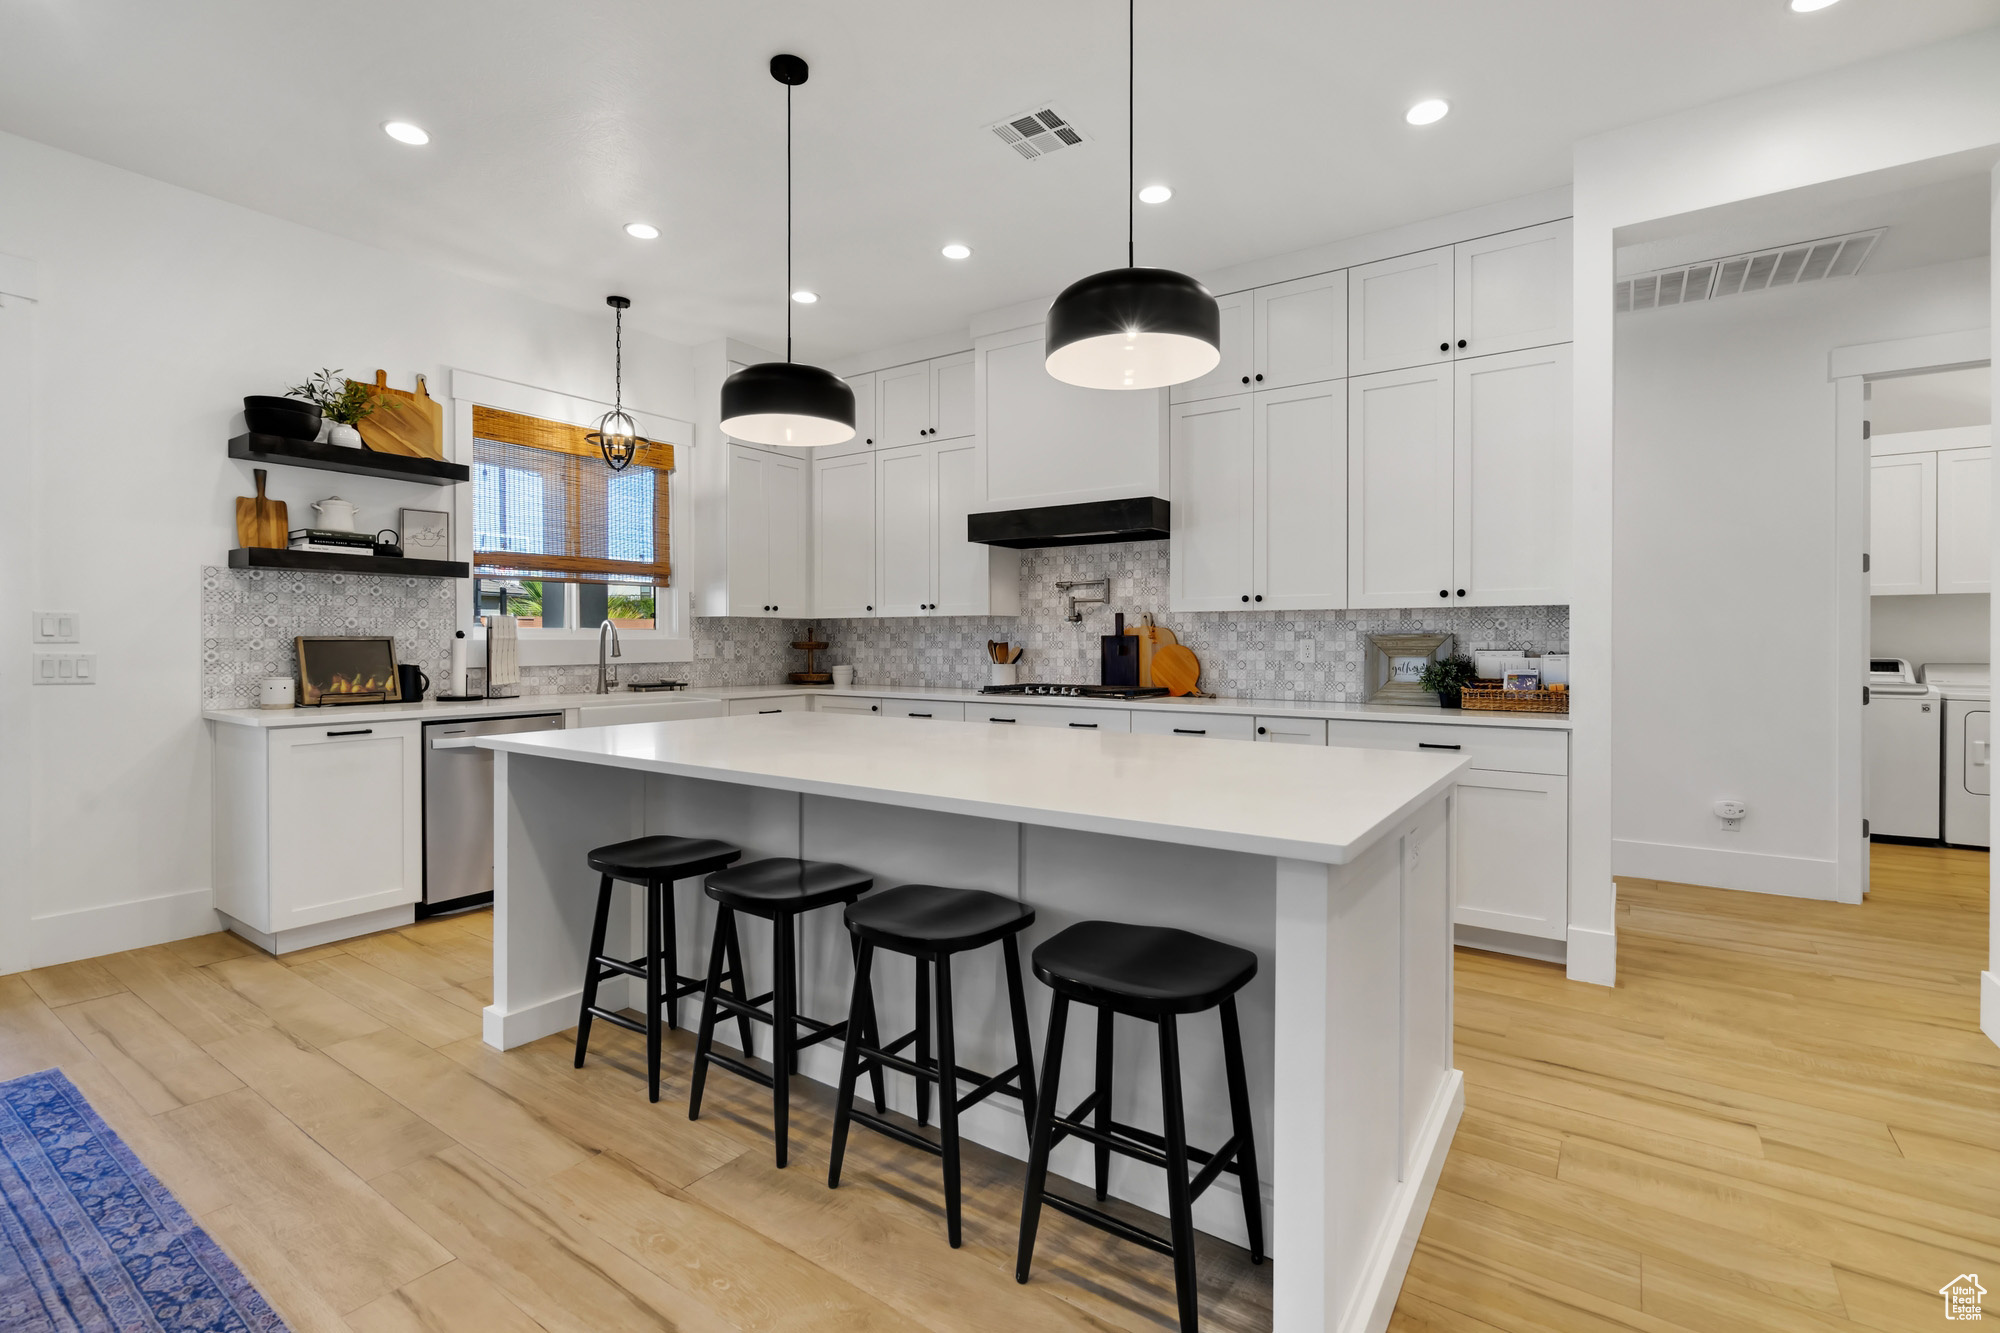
[1866,659,1940,839]
[1922,663,1989,848]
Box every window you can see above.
[470,406,673,632]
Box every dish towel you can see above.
[486,614,520,696]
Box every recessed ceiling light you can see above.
[382,121,430,145]
[791,290,818,304]
[1138,184,1173,205]
[941,243,972,260]
[1789,0,1839,9]
[1405,99,1450,127]
[623,222,660,240]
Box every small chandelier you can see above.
[587,295,653,471]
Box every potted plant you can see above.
[287,369,390,447]
[1419,653,1479,709]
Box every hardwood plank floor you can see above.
[0,842,1989,1331]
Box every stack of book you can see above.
[288,529,376,556]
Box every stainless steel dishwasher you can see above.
[422,712,565,915]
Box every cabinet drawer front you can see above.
[816,697,881,715]
[1130,710,1257,741]
[1454,771,1569,940]
[977,704,1132,732]
[1254,716,1327,745]
[885,699,966,721]
[729,697,806,716]
[1323,718,1567,775]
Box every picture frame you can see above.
[398,506,452,561]
[1365,632,1453,706]
[295,636,401,706]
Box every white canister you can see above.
[313,496,359,531]
[830,664,856,689]
[1541,653,1570,686]
[259,677,295,709]
[989,662,1019,688]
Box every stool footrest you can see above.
[1186,1135,1243,1202]
[705,991,777,1025]
[1040,1192,1175,1258]
[700,1049,774,1090]
[583,1006,647,1037]
[954,1064,1028,1114]
[791,1016,851,1052]
[845,1108,944,1158]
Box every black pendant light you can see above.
[586,295,652,471]
[719,54,857,448]
[1045,0,1220,391]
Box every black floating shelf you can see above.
[228,433,469,485]
[229,547,470,579]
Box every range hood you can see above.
[966,497,1170,549]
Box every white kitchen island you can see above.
[475,710,1465,1333]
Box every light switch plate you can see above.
[32,611,80,644]
[32,651,96,684]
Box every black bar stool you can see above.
[688,857,879,1167]
[573,834,743,1103]
[1015,920,1265,1333]
[828,884,1039,1248]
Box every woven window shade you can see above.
[471,405,673,585]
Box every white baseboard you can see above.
[218,905,414,957]
[1983,972,2000,1050]
[29,887,219,968]
[1455,924,1567,965]
[1613,838,1838,900]
[1566,921,1617,987]
[483,975,638,1050]
[1350,1071,1464,1333]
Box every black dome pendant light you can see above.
[1045,0,1220,391]
[719,54,857,448]
[586,295,650,471]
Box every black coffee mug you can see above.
[397,663,430,702]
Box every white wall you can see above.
[0,129,696,968]
[1572,24,2000,987]
[1872,594,1990,667]
[1614,258,1989,899]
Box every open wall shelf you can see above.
[228,547,469,579]
[229,433,470,485]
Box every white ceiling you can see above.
[6,0,2000,359]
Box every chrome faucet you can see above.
[596,618,622,693]
[1054,578,1110,624]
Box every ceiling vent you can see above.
[1617,229,1883,314]
[988,104,1088,161]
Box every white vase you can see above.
[328,422,362,448]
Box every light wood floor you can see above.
[0,842,1990,1331]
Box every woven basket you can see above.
[1460,684,1570,714]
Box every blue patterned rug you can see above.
[0,1068,289,1333]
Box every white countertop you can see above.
[204,681,1570,731]
[475,710,1468,865]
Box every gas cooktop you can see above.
[978,683,1171,700]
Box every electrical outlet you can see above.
[1713,798,1746,832]
[32,611,80,644]
[32,651,96,684]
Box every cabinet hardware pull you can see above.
[870,705,878,711]
[759,709,783,714]
[1455,589,1466,597]
[1241,594,1250,603]
[1068,722,1098,729]
[1257,726,1268,735]
[1173,728,1206,735]
[1418,742,1461,751]
[1241,375,1250,384]
[990,717,1016,723]
[1439,342,1450,352]
[1254,373,1263,382]
[909,712,932,718]
[327,728,373,737]
[1438,589,1449,598]
[1457,339,1467,349]
[866,605,873,611]
[1254,594,1263,602]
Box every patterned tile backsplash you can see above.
[203,544,1566,709]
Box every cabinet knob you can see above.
[1439,342,1450,353]
[1241,594,1250,603]
[1254,594,1263,602]
[1438,590,1449,599]
[866,605,873,612]
[1457,339,1467,349]
[1257,726,1267,735]
[866,437,873,444]
[1241,376,1250,384]
[1254,373,1264,382]
[1456,589,1466,597]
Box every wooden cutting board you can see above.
[1151,643,1203,697]
[234,468,287,548]
[356,370,445,459]
[1124,617,1179,689]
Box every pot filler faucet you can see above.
[1054,578,1110,624]
[597,618,622,693]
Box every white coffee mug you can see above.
[259,677,296,709]
[831,664,855,688]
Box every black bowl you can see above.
[243,397,321,440]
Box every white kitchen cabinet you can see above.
[1129,710,1258,741]
[1256,379,1348,610]
[877,353,974,448]
[1453,345,1571,607]
[813,450,877,617]
[876,438,1020,618]
[1169,396,1254,611]
[885,699,967,721]
[1453,221,1572,358]
[847,371,879,451]
[1348,364,1455,608]
[212,718,422,952]
[1254,271,1348,390]
[1870,452,1937,596]
[1937,445,1991,595]
[1254,716,1327,745]
[815,696,881,716]
[1453,770,1570,941]
[1168,291,1253,404]
[729,696,808,716]
[725,445,809,617]
[1348,246,1455,376]
[976,703,1132,731]
[976,323,1168,508]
